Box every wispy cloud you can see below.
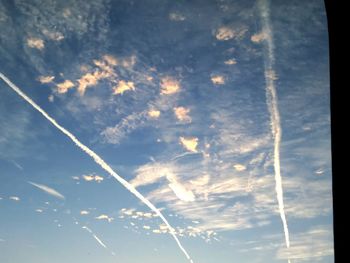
[28,181,65,200]
[169,12,186,21]
[42,29,64,41]
[0,73,194,263]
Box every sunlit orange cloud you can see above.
[38,75,55,84]
[77,70,110,95]
[173,107,191,123]
[215,27,235,40]
[27,37,44,49]
[148,109,161,118]
[211,75,225,85]
[251,31,267,43]
[179,136,198,152]
[160,77,180,95]
[57,80,75,94]
[113,80,135,95]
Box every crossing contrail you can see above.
[257,0,291,262]
[0,72,194,263]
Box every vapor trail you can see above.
[257,0,291,262]
[28,181,65,200]
[82,226,107,249]
[0,73,194,263]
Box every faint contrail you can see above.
[0,72,194,263]
[257,0,291,261]
[28,181,65,200]
[82,226,108,249]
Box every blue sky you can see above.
[0,0,333,262]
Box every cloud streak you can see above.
[258,0,291,261]
[0,72,194,263]
[28,181,65,200]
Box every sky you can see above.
[0,0,333,263]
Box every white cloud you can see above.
[95,214,114,223]
[9,196,20,201]
[28,181,65,200]
[82,174,104,183]
[210,75,225,85]
[37,75,55,84]
[42,29,64,41]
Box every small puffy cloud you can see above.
[113,80,135,95]
[82,174,104,183]
[35,209,43,213]
[215,27,235,41]
[27,37,44,49]
[56,80,75,94]
[48,95,54,102]
[38,75,55,84]
[179,136,199,152]
[80,210,90,215]
[28,181,65,200]
[233,164,246,171]
[148,109,161,119]
[77,71,109,95]
[143,225,151,230]
[211,75,225,85]
[169,12,186,21]
[174,107,191,123]
[160,77,180,95]
[224,59,237,65]
[95,214,114,222]
[42,29,64,41]
[9,196,20,201]
[251,31,267,43]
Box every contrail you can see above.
[28,181,65,200]
[0,72,194,263]
[257,0,291,262]
[82,226,108,249]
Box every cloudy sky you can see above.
[0,0,333,262]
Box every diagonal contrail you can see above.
[28,181,65,200]
[257,0,291,262]
[0,72,194,263]
[82,226,108,249]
